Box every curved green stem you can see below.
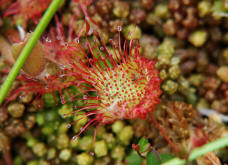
[162,136,228,165]
[0,0,63,104]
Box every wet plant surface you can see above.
[0,0,228,165]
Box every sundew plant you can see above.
[0,0,228,165]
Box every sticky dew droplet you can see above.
[89,59,93,64]
[74,37,79,43]
[67,123,71,128]
[72,136,78,141]
[117,26,122,32]
[100,46,104,51]
[45,37,51,43]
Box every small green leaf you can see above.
[146,152,175,165]
[146,152,160,165]
[126,151,143,165]
[138,137,149,152]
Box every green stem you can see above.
[0,0,63,104]
[188,135,228,161]
[162,136,228,165]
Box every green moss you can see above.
[57,133,69,149]
[112,120,125,134]
[43,93,57,107]
[118,126,134,145]
[189,30,208,47]
[32,142,47,157]
[76,153,94,165]
[59,149,72,161]
[78,136,93,151]
[123,24,142,40]
[162,80,178,94]
[95,140,108,157]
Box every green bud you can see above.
[76,153,94,165]
[146,13,160,25]
[96,126,106,138]
[14,156,23,165]
[78,136,93,151]
[47,148,56,160]
[27,160,38,165]
[57,134,69,149]
[154,3,170,19]
[38,160,50,165]
[217,66,228,83]
[111,146,125,161]
[118,126,134,145]
[162,80,178,94]
[113,1,129,18]
[73,113,88,133]
[43,93,57,107]
[45,110,59,122]
[186,92,198,105]
[189,74,204,87]
[59,149,72,161]
[95,157,111,165]
[47,135,56,145]
[157,39,175,56]
[197,98,210,110]
[95,140,108,157]
[123,24,142,40]
[159,69,167,80]
[222,48,228,63]
[198,1,212,17]
[189,30,208,47]
[103,133,116,149]
[36,113,45,126]
[170,57,180,65]
[58,104,73,118]
[169,65,181,80]
[7,102,25,118]
[41,124,54,135]
[112,120,124,134]
[70,138,79,149]
[32,142,47,157]
[27,137,37,148]
[58,122,69,134]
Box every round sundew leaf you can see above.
[11,35,46,77]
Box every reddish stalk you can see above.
[150,115,180,152]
